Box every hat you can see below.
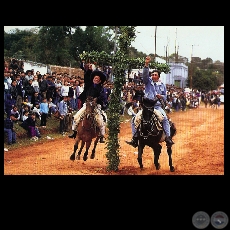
[90,70,106,84]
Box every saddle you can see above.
[134,109,163,131]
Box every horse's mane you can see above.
[142,97,158,108]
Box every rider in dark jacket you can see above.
[68,70,108,143]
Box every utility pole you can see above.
[154,26,157,61]
[190,44,199,89]
[175,28,177,63]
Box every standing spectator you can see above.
[77,81,84,109]
[5,94,15,118]
[68,82,75,111]
[31,91,42,108]
[71,81,78,111]
[4,114,17,145]
[39,74,48,99]
[175,95,181,112]
[46,75,56,101]
[25,70,33,81]
[58,96,68,135]
[4,71,10,113]
[10,79,18,105]
[15,74,24,113]
[39,97,49,128]
[31,75,40,93]
[180,94,187,111]
[60,80,70,99]
[24,79,35,102]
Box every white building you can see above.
[23,61,48,75]
[155,57,188,88]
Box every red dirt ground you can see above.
[4,104,224,175]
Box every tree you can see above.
[79,26,170,171]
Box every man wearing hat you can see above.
[126,56,174,147]
[68,70,108,143]
[4,114,17,145]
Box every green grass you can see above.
[4,111,132,150]
[4,114,69,150]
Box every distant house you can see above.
[127,57,189,88]
[155,57,188,88]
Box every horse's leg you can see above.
[166,146,175,172]
[90,136,100,159]
[76,141,85,160]
[137,143,144,169]
[83,141,91,161]
[70,139,79,161]
[153,144,162,170]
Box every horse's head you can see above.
[141,97,159,120]
[85,96,97,119]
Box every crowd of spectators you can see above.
[4,58,221,145]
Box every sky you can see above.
[4,26,224,62]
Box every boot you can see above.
[99,136,105,143]
[125,136,138,148]
[165,136,174,145]
[68,131,77,139]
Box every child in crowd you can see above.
[21,112,41,140]
[39,98,49,128]
[22,110,29,121]
[32,103,42,120]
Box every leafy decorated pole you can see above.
[79,26,170,171]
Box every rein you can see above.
[139,102,160,139]
[80,100,97,132]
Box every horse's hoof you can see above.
[155,164,161,170]
[90,154,95,159]
[140,165,143,169]
[70,154,75,161]
[83,156,88,161]
[170,166,175,172]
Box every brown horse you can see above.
[70,97,100,161]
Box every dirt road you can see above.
[4,104,224,175]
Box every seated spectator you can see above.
[10,105,20,123]
[48,98,57,117]
[4,114,17,145]
[22,96,33,110]
[21,104,30,120]
[21,112,41,140]
[32,103,42,120]
[22,110,29,121]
